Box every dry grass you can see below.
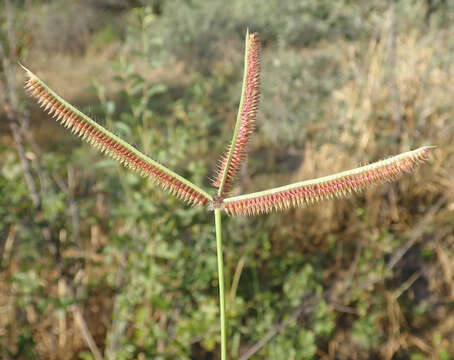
[276,21,454,358]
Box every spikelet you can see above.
[223,147,432,216]
[212,31,261,195]
[22,65,212,206]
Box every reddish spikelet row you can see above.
[24,76,210,206]
[213,32,261,194]
[223,147,431,216]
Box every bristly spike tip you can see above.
[21,65,212,207]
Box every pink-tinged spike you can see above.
[223,147,433,216]
[213,32,261,196]
[22,67,212,206]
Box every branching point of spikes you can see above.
[213,30,261,196]
[21,64,212,206]
[223,147,433,216]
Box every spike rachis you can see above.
[223,146,432,216]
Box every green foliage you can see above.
[152,0,389,68]
[260,46,346,147]
[352,313,381,349]
[267,329,316,360]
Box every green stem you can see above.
[215,208,227,360]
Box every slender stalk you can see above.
[215,208,227,360]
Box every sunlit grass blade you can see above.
[213,30,261,196]
[223,147,433,216]
[22,64,212,206]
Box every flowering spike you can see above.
[22,65,212,207]
[223,147,433,216]
[213,30,261,196]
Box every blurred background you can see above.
[1,0,453,359]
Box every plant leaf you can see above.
[213,30,261,196]
[22,64,212,206]
[223,147,433,216]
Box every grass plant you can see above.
[22,31,431,360]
